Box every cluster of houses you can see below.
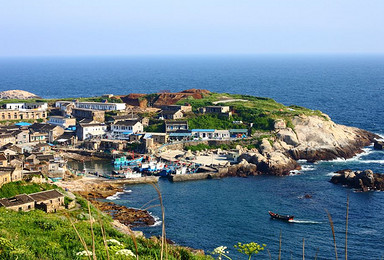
[0,141,67,186]
[0,189,65,213]
[0,99,249,158]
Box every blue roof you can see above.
[15,122,32,126]
[122,131,133,135]
[229,129,248,133]
[169,133,192,137]
[191,129,215,132]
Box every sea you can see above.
[1,55,383,259]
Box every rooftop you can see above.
[0,194,34,207]
[165,120,188,125]
[229,129,248,133]
[113,120,140,126]
[192,129,215,132]
[29,189,64,202]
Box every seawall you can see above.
[169,171,223,182]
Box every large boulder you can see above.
[288,115,378,161]
[276,128,299,146]
[330,169,384,191]
[374,140,384,150]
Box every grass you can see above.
[176,92,326,132]
[0,181,211,260]
[0,181,57,198]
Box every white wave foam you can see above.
[300,165,316,171]
[326,172,339,176]
[291,220,322,224]
[289,170,300,176]
[106,191,124,200]
[375,133,384,141]
[357,160,384,164]
[124,189,132,193]
[149,213,162,227]
[318,147,375,164]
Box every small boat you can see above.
[113,156,144,166]
[268,211,294,222]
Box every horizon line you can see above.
[1,52,384,58]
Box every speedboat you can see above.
[268,211,294,222]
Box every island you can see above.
[0,88,380,259]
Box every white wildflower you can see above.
[212,246,228,255]
[115,249,136,257]
[76,250,93,256]
[106,239,122,245]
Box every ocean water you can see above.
[1,55,384,259]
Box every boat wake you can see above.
[290,219,322,224]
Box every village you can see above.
[0,90,258,212]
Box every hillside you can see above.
[173,92,378,175]
[0,182,208,259]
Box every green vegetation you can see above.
[0,181,57,198]
[177,92,326,132]
[0,99,50,106]
[184,136,270,152]
[139,93,160,107]
[188,114,246,130]
[234,242,266,259]
[211,242,266,260]
[144,120,164,133]
[0,189,210,260]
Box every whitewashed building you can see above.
[5,102,48,111]
[55,101,125,111]
[48,116,76,129]
[76,123,107,141]
[191,129,230,139]
[110,120,143,140]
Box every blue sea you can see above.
[1,55,384,259]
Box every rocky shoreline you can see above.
[222,115,379,176]
[77,183,156,227]
[58,180,156,227]
[330,169,384,191]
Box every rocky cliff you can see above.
[236,114,378,176]
[0,89,41,99]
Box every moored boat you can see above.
[113,156,144,166]
[268,211,294,222]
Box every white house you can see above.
[55,101,126,111]
[110,120,143,140]
[48,116,76,129]
[191,129,230,139]
[5,102,48,111]
[76,123,107,141]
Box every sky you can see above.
[0,0,383,56]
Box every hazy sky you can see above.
[1,0,383,56]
